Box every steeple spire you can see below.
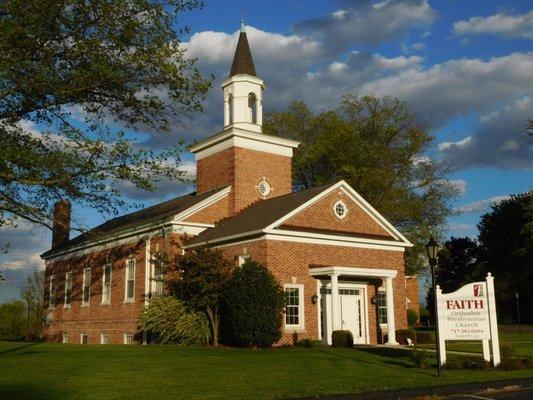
[230,20,256,77]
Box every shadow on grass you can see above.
[0,342,38,356]
[0,384,69,400]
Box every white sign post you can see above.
[436,273,500,367]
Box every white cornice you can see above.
[189,127,300,160]
[309,266,398,278]
[221,74,265,89]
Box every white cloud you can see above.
[439,136,472,151]
[439,179,468,195]
[455,195,511,214]
[293,0,435,51]
[447,223,475,233]
[453,11,533,40]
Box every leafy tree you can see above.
[425,236,479,322]
[167,248,233,346]
[474,193,533,323]
[0,0,212,231]
[0,300,24,339]
[221,260,285,348]
[20,270,45,338]
[139,296,210,345]
[264,96,458,273]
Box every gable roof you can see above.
[42,186,229,259]
[184,183,337,246]
[230,31,256,77]
[184,180,413,248]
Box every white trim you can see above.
[284,284,305,332]
[310,266,397,278]
[48,274,56,309]
[144,239,151,305]
[190,127,299,160]
[124,258,136,302]
[64,271,72,307]
[221,74,265,89]
[80,333,88,344]
[124,333,134,345]
[101,264,112,305]
[81,268,91,306]
[62,333,69,344]
[237,254,251,267]
[100,334,109,345]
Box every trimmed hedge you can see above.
[416,331,433,344]
[221,261,285,348]
[395,328,416,345]
[331,330,353,347]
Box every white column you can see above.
[144,238,151,305]
[330,273,341,332]
[385,277,398,345]
[436,285,446,365]
[257,98,263,127]
[223,99,229,126]
[486,273,500,366]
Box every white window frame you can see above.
[124,258,136,302]
[48,274,56,309]
[82,267,91,306]
[102,264,112,304]
[283,284,305,331]
[62,333,69,344]
[333,200,348,219]
[378,289,388,325]
[64,272,72,308]
[80,333,88,344]
[101,334,109,345]
[237,254,251,267]
[124,333,134,345]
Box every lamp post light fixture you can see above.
[426,237,442,378]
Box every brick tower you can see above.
[190,21,299,214]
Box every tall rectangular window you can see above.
[81,334,88,344]
[102,264,112,304]
[378,291,388,324]
[101,334,109,345]
[125,259,135,301]
[124,333,134,345]
[153,264,163,297]
[64,272,72,306]
[62,333,69,344]
[49,275,56,308]
[284,284,304,330]
[82,268,91,306]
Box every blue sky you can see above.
[1,0,532,301]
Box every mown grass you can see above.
[0,341,532,400]
[416,330,533,356]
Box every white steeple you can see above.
[221,21,264,133]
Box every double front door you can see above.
[320,283,367,345]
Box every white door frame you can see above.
[318,280,370,345]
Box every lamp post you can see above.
[426,237,442,378]
[515,292,521,334]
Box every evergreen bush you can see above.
[221,261,285,348]
[331,330,353,347]
[407,308,418,327]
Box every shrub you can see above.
[396,328,416,345]
[296,339,322,348]
[331,330,353,347]
[407,308,418,327]
[416,331,433,344]
[409,347,430,368]
[221,261,285,348]
[138,296,210,345]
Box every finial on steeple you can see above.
[240,13,245,33]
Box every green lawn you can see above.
[416,330,533,357]
[0,342,532,400]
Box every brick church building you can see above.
[42,25,418,346]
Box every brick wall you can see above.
[282,189,392,238]
[183,194,231,224]
[217,238,407,345]
[43,232,183,344]
[196,147,292,214]
[405,276,420,319]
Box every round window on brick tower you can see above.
[257,180,271,196]
[333,200,347,219]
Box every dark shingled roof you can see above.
[42,187,228,258]
[230,31,256,77]
[185,182,337,247]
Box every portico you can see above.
[310,266,399,345]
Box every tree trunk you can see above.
[206,307,219,346]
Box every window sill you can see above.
[101,302,111,306]
[123,300,135,304]
[63,305,71,309]
[81,303,90,308]
[284,326,305,332]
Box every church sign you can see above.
[436,273,500,366]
